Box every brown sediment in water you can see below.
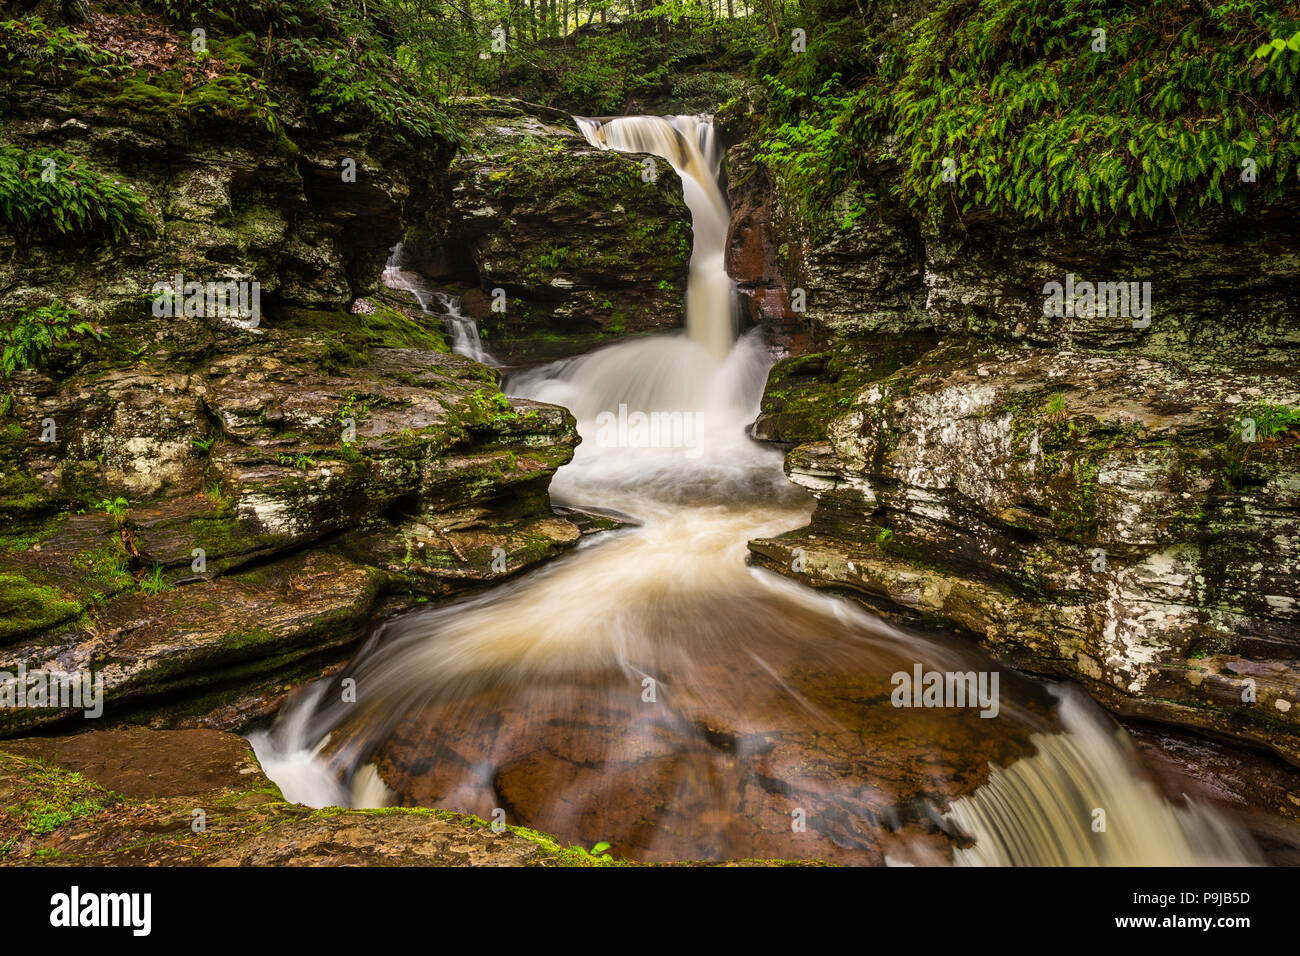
[352,583,1060,864]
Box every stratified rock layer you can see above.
[721,99,1300,765]
[0,46,590,735]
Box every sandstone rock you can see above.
[749,344,1300,763]
[0,84,586,735]
[0,729,615,866]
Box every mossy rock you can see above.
[0,573,83,644]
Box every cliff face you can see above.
[724,111,1300,765]
[0,15,603,734]
[401,98,694,366]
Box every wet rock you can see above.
[0,729,614,866]
[1126,720,1300,865]
[403,97,693,364]
[748,344,1300,764]
[0,85,587,736]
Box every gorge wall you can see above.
[400,98,694,366]
[0,15,682,736]
[723,101,1300,765]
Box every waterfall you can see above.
[945,688,1263,866]
[575,115,734,361]
[431,291,495,365]
[382,247,497,366]
[249,115,1263,867]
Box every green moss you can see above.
[0,514,65,553]
[71,539,134,596]
[280,305,449,366]
[759,337,936,443]
[0,753,118,843]
[0,573,82,642]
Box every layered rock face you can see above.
[728,121,1300,765]
[401,98,693,365]
[0,35,594,736]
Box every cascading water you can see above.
[575,115,734,362]
[382,246,496,365]
[250,115,1262,865]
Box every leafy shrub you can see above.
[0,146,152,252]
[1,301,107,378]
[757,0,1300,234]
[0,16,128,81]
[277,35,455,144]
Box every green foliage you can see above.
[1045,390,1067,421]
[1218,403,1296,490]
[204,479,233,509]
[757,0,1300,234]
[1244,401,1300,439]
[192,432,219,456]
[277,30,455,144]
[3,15,281,130]
[556,31,673,112]
[95,496,130,524]
[1,301,107,378]
[138,562,171,596]
[163,0,456,142]
[1253,26,1300,57]
[0,146,152,253]
[0,16,128,81]
[492,17,762,113]
[276,451,319,470]
[7,762,114,836]
[753,73,865,223]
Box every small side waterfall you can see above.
[431,291,495,365]
[382,247,496,365]
[575,115,734,361]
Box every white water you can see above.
[251,115,1262,865]
[382,247,496,365]
[947,688,1262,865]
[576,115,734,361]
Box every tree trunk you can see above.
[762,0,778,45]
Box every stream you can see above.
[249,115,1262,865]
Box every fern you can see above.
[756,0,1300,234]
[0,146,152,253]
[2,301,107,378]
